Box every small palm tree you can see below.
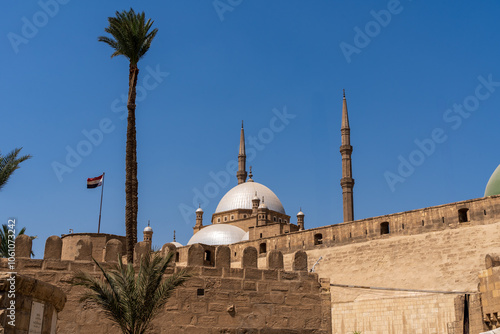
[0,147,31,191]
[0,224,37,258]
[73,251,189,334]
[98,8,158,263]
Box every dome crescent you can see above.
[215,182,286,214]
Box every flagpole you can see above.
[98,172,105,234]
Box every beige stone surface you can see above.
[304,221,500,292]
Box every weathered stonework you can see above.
[0,273,66,334]
[3,243,331,334]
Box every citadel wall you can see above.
[173,195,500,332]
[4,238,331,334]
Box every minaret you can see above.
[340,90,355,222]
[297,208,305,231]
[252,191,260,216]
[194,205,203,233]
[143,220,153,245]
[237,121,248,184]
[257,196,268,226]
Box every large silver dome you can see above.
[215,181,285,214]
[187,224,247,245]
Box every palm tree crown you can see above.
[98,8,158,65]
[73,251,189,334]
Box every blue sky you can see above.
[2,1,500,258]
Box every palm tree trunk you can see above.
[126,63,139,263]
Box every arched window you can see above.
[273,216,277,222]
[314,233,323,245]
[217,217,221,223]
[380,222,390,235]
[230,215,234,220]
[204,250,211,262]
[175,252,180,262]
[259,243,267,254]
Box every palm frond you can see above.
[98,8,158,65]
[72,251,189,334]
[0,147,32,191]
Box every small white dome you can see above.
[196,207,204,213]
[297,211,304,216]
[144,226,153,232]
[215,181,285,214]
[258,200,268,209]
[171,241,183,248]
[187,224,246,246]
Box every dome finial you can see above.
[173,230,176,242]
[248,166,254,181]
[343,89,345,98]
[148,219,150,227]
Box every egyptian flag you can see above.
[87,174,103,189]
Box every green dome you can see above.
[485,164,500,197]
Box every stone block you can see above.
[266,250,283,270]
[220,279,242,291]
[15,234,32,258]
[263,270,278,281]
[244,268,262,280]
[202,267,222,277]
[292,250,308,271]
[279,271,299,281]
[104,239,123,262]
[224,268,243,278]
[242,247,258,268]
[44,236,62,260]
[133,241,150,263]
[162,243,177,257]
[188,244,205,267]
[74,239,93,261]
[216,246,231,268]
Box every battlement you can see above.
[228,195,500,256]
[7,238,332,333]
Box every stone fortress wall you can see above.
[4,195,500,333]
[176,195,500,333]
[3,236,331,334]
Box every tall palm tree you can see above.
[0,224,37,258]
[0,147,32,191]
[73,251,189,334]
[98,8,158,263]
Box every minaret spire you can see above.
[340,90,354,222]
[237,121,247,184]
